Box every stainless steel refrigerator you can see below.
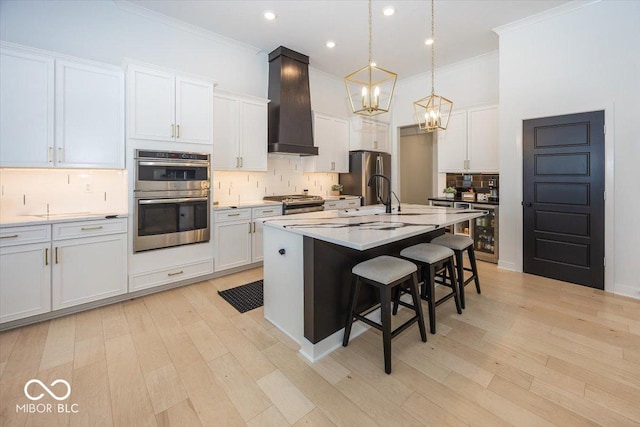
[339,150,391,206]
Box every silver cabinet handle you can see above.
[236,157,240,168]
[177,124,180,138]
[45,247,49,266]
[48,147,53,163]
[0,234,19,239]
[240,157,243,168]
[81,226,103,231]
[55,247,59,264]
[167,270,184,277]
[227,213,240,217]
[249,222,252,234]
[263,210,274,213]
[171,124,175,138]
[252,222,256,233]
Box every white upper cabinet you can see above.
[0,48,54,167]
[350,117,390,153]
[55,60,124,168]
[467,105,499,172]
[437,110,468,172]
[304,112,349,173]
[437,105,498,173]
[0,45,125,168]
[128,65,213,145]
[212,91,267,171]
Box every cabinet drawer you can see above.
[130,258,213,292]
[215,208,251,223]
[343,198,361,208]
[53,218,127,240]
[252,206,281,218]
[324,201,342,210]
[0,225,51,247]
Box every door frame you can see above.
[519,103,615,293]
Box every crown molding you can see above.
[112,0,262,55]
[493,0,601,35]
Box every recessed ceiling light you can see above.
[263,11,277,21]
[383,6,395,16]
[425,38,434,45]
[326,41,336,48]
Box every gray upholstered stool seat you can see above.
[430,234,481,309]
[400,243,454,264]
[352,255,417,284]
[397,242,462,334]
[344,255,426,374]
[430,234,473,251]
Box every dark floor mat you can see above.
[217,280,263,313]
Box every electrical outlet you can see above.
[84,183,93,193]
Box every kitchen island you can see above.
[261,204,485,361]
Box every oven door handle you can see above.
[137,161,210,168]
[138,197,209,205]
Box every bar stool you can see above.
[343,255,427,374]
[398,243,461,334]
[430,234,481,309]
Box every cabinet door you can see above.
[128,66,175,142]
[55,60,124,168]
[0,48,54,167]
[212,93,240,170]
[437,110,467,172]
[214,221,251,271]
[239,99,268,171]
[333,118,350,172]
[176,77,213,145]
[373,121,390,153]
[467,105,498,172]
[0,243,51,323]
[312,113,334,171]
[51,234,126,310]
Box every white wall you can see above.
[497,0,640,298]
[391,51,499,197]
[0,0,268,96]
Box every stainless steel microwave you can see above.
[134,149,210,192]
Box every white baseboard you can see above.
[497,259,518,271]
[613,283,640,300]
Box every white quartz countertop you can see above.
[0,212,129,228]
[213,200,281,210]
[261,204,486,251]
[322,195,361,201]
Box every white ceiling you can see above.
[126,0,571,79]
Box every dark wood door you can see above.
[523,111,605,289]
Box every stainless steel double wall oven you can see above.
[134,150,210,252]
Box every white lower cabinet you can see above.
[0,242,51,323]
[214,206,280,271]
[129,258,213,292]
[214,209,252,272]
[51,232,126,310]
[324,197,361,210]
[0,218,127,324]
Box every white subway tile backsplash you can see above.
[0,168,128,219]
[213,156,339,204]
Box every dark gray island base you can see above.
[262,204,484,361]
[302,228,444,345]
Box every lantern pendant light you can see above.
[345,0,397,116]
[414,0,453,131]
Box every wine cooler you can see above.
[470,204,499,263]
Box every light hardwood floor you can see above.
[1,262,639,426]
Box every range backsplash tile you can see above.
[213,155,339,205]
[0,168,128,219]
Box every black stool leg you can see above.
[425,264,436,334]
[454,250,466,310]
[447,258,462,314]
[409,272,427,342]
[468,247,481,294]
[343,276,361,347]
[391,285,401,315]
[380,286,393,374]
